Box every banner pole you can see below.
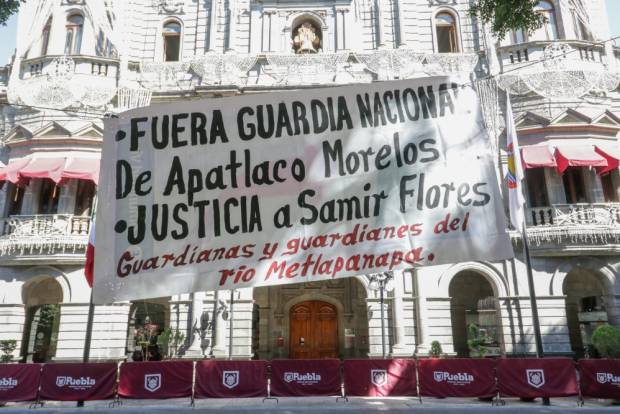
[521,214,550,406]
[77,291,95,407]
[228,290,234,360]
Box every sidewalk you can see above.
[1,396,619,413]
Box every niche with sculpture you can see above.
[292,21,322,54]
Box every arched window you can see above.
[292,21,322,54]
[41,18,52,56]
[532,1,558,40]
[162,21,182,62]
[435,12,459,53]
[64,14,84,55]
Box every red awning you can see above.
[63,157,101,185]
[595,146,620,175]
[19,158,66,183]
[0,157,100,185]
[521,146,556,169]
[554,145,608,174]
[0,158,32,184]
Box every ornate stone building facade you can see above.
[0,0,618,362]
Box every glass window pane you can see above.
[64,30,73,54]
[437,26,454,53]
[164,35,180,62]
[436,13,454,26]
[163,22,182,33]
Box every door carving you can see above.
[289,301,338,359]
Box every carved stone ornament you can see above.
[152,0,184,14]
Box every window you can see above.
[65,14,84,55]
[6,184,24,216]
[531,1,558,41]
[74,180,96,216]
[435,12,459,53]
[525,169,549,207]
[38,180,60,214]
[96,30,105,56]
[41,18,52,56]
[163,21,181,62]
[562,168,587,204]
[510,28,526,44]
[292,21,322,54]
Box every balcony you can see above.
[523,203,620,255]
[0,214,91,264]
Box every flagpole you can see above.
[506,92,549,405]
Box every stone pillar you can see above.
[184,292,205,358]
[395,0,406,47]
[226,288,253,359]
[413,269,429,354]
[88,303,131,360]
[604,294,620,326]
[544,168,567,204]
[366,292,391,357]
[226,1,237,52]
[390,271,408,356]
[20,180,39,215]
[208,0,218,51]
[53,303,90,361]
[57,179,77,214]
[375,0,385,48]
[0,304,26,361]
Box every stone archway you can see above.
[448,270,503,357]
[21,277,63,362]
[562,267,610,357]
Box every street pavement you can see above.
[1,397,619,413]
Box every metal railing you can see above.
[526,203,620,227]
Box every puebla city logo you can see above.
[222,371,239,389]
[55,376,96,390]
[526,369,545,388]
[597,372,620,386]
[144,374,161,392]
[283,372,321,385]
[371,369,387,387]
[433,371,474,385]
[0,377,18,390]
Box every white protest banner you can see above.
[94,77,513,303]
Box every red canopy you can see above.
[554,145,608,174]
[521,146,556,169]
[595,145,620,175]
[19,158,66,183]
[0,157,100,185]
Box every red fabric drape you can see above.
[579,359,620,399]
[39,363,117,401]
[270,359,341,397]
[118,361,193,399]
[195,360,268,398]
[343,359,417,397]
[418,358,496,398]
[496,358,578,398]
[0,363,41,403]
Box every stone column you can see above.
[413,269,429,354]
[0,304,26,361]
[390,271,408,356]
[226,1,237,52]
[184,292,205,358]
[366,291,391,357]
[227,288,254,359]
[208,0,218,51]
[394,0,406,47]
[375,0,385,48]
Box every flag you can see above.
[505,94,525,231]
[85,221,95,288]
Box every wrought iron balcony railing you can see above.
[0,214,91,258]
[524,203,620,249]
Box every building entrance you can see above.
[289,301,338,359]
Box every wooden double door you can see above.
[289,301,338,359]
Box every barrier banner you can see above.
[39,363,117,401]
[270,359,340,397]
[95,77,513,304]
[496,358,578,398]
[418,358,495,398]
[343,359,416,397]
[195,360,268,398]
[0,363,41,403]
[118,361,192,399]
[579,359,620,399]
